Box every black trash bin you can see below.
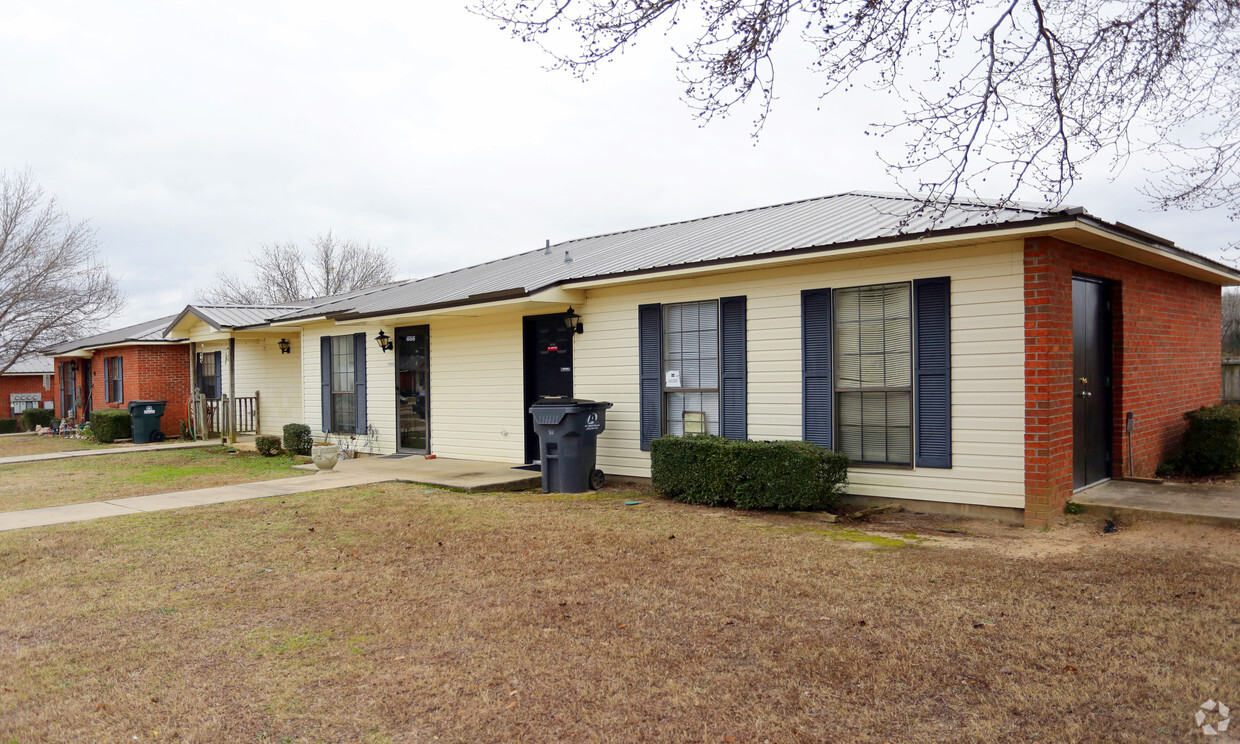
[529,397,613,493]
[128,400,168,444]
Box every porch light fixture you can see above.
[375,330,393,352]
[564,307,583,335]
[277,338,291,355]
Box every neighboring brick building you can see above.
[44,316,191,438]
[0,356,56,422]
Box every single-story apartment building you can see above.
[45,192,1239,525]
[0,356,56,421]
[42,315,192,438]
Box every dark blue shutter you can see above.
[116,357,123,403]
[719,295,747,441]
[104,358,112,402]
[353,332,367,435]
[802,288,834,449]
[914,276,952,468]
[320,336,331,432]
[638,303,662,451]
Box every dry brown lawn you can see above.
[0,435,112,458]
[0,447,305,512]
[1,484,1238,743]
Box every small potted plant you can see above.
[311,434,341,473]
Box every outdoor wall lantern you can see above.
[375,330,393,352]
[564,307,584,335]
[277,338,291,355]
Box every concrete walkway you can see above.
[0,455,539,532]
[292,454,542,493]
[0,439,220,466]
[1074,478,1240,526]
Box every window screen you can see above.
[664,300,719,436]
[835,283,912,465]
[330,334,357,433]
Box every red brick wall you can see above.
[53,345,192,437]
[0,374,56,420]
[1024,236,1222,526]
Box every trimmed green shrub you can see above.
[1167,404,1240,476]
[255,435,283,457]
[91,409,132,443]
[20,407,55,431]
[0,419,19,434]
[651,434,849,511]
[283,423,313,456]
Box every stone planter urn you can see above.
[311,444,341,473]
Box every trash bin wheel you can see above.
[150,431,166,443]
[590,469,606,490]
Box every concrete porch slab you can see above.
[294,455,541,493]
[1073,479,1240,527]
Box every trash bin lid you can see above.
[530,397,595,407]
[530,397,613,409]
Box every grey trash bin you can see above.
[529,397,613,493]
[128,400,168,444]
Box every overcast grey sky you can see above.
[3,1,1234,329]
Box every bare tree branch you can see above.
[197,231,397,304]
[473,0,1240,222]
[0,169,125,375]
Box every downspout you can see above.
[228,337,237,444]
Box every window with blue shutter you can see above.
[320,333,368,435]
[640,298,747,448]
[913,277,951,468]
[802,279,952,468]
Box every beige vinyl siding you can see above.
[424,313,526,463]
[231,337,302,435]
[301,323,396,454]
[195,337,302,436]
[573,241,1026,509]
[299,314,526,460]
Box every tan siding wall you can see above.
[196,338,302,435]
[232,337,302,435]
[573,241,1027,509]
[424,314,527,463]
[291,240,1025,508]
[300,316,526,460]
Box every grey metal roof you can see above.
[273,191,1095,321]
[1,355,54,375]
[41,315,184,355]
[173,304,306,330]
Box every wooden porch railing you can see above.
[191,391,261,441]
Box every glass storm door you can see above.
[396,325,430,453]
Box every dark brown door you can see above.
[524,313,574,463]
[395,326,430,454]
[1072,276,1113,489]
